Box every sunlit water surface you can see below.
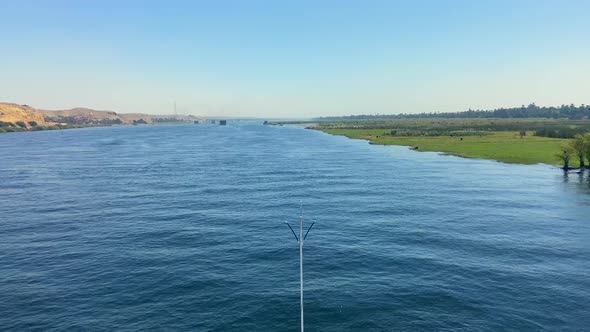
[1,124,589,331]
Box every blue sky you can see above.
[1,0,589,117]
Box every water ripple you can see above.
[1,124,589,331]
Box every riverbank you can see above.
[316,128,579,167]
[0,102,203,133]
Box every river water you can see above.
[1,123,589,331]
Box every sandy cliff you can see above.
[0,103,48,128]
[1,102,202,131]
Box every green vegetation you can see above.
[312,118,590,138]
[153,117,185,123]
[319,129,574,166]
[43,116,123,125]
[0,120,91,133]
[312,118,590,168]
[564,133,590,170]
[0,121,25,133]
[317,103,590,120]
[555,144,574,170]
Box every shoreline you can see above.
[313,128,578,168]
[0,122,198,134]
[0,102,204,134]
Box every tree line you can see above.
[533,127,590,139]
[316,103,590,121]
[43,116,123,125]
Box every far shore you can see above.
[0,102,205,134]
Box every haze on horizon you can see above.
[1,0,589,118]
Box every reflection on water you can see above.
[563,169,590,194]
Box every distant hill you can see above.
[40,107,122,125]
[0,103,47,128]
[0,102,204,132]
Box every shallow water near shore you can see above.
[1,123,589,331]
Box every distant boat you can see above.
[219,120,227,125]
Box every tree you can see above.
[572,134,586,168]
[556,143,574,170]
[584,133,590,168]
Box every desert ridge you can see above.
[0,102,203,132]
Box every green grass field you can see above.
[318,129,578,167]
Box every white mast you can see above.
[299,206,304,332]
[287,204,315,332]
